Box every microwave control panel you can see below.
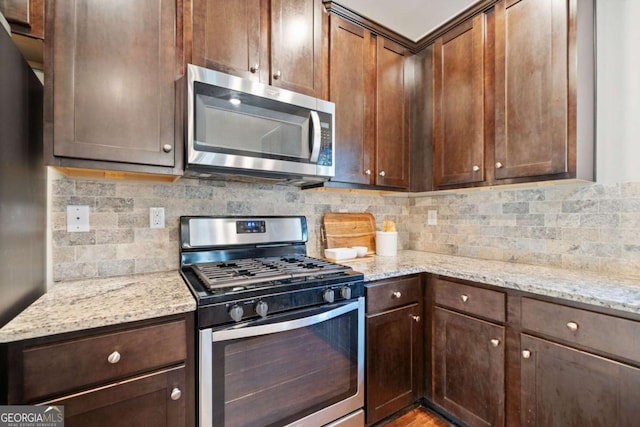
[317,111,333,166]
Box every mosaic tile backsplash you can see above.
[50,173,640,282]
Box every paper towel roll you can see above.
[376,231,397,256]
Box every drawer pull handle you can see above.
[392,291,402,299]
[490,339,500,347]
[460,294,469,303]
[566,321,579,332]
[522,350,531,359]
[170,388,182,401]
[411,315,421,322]
[107,351,121,364]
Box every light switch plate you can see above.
[427,210,438,225]
[67,205,90,232]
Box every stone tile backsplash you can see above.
[50,173,640,282]
[50,174,408,281]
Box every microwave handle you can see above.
[309,111,321,163]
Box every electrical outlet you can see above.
[150,207,165,229]
[67,205,90,232]
[427,210,438,225]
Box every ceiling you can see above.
[337,0,478,42]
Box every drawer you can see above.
[23,319,187,402]
[366,276,421,314]
[433,277,505,323]
[521,298,640,363]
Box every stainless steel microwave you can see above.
[185,64,335,185]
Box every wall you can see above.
[596,0,640,183]
[407,182,640,279]
[49,171,408,282]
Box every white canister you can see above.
[376,231,398,256]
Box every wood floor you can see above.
[381,407,454,427]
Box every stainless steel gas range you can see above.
[179,216,365,427]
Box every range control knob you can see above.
[323,289,335,304]
[340,287,352,300]
[229,304,244,322]
[255,301,269,318]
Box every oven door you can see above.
[199,298,364,427]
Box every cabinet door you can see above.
[520,335,640,427]
[494,0,572,179]
[0,0,44,38]
[48,0,179,167]
[366,303,422,425]
[433,14,485,187]
[328,15,375,185]
[46,366,186,427]
[270,0,323,97]
[433,307,505,427]
[191,0,268,82]
[376,37,410,189]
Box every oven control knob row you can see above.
[229,304,244,322]
[340,287,352,300]
[255,301,269,318]
[323,289,335,304]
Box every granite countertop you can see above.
[0,271,196,343]
[338,250,640,315]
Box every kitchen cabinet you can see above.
[429,0,593,190]
[365,275,423,425]
[519,297,640,426]
[432,14,485,187]
[328,14,411,189]
[0,0,44,38]
[2,314,194,427]
[493,0,572,180]
[431,277,505,427]
[190,0,324,98]
[45,0,184,176]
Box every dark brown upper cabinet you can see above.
[190,0,324,99]
[0,0,44,38]
[328,14,411,190]
[429,0,593,190]
[494,0,571,180]
[432,14,485,187]
[45,0,184,176]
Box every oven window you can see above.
[211,309,359,427]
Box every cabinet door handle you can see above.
[495,162,503,169]
[365,169,371,175]
[490,339,500,347]
[411,315,421,322]
[379,170,386,177]
[566,321,579,332]
[472,165,480,172]
[107,351,121,364]
[391,291,402,298]
[522,350,532,359]
[273,70,281,80]
[170,387,182,401]
[250,64,259,73]
[460,294,469,303]
[162,144,173,153]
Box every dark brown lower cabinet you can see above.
[365,275,423,425]
[46,365,186,427]
[520,334,640,427]
[433,307,505,427]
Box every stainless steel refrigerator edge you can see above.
[0,13,46,328]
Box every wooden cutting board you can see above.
[323,212,376,254]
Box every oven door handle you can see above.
[210,299,362,342]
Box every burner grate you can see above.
[191,256,351,290]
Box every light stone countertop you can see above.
[3,250,640,343]
[0,271,196,343]
[337,250,640,315]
